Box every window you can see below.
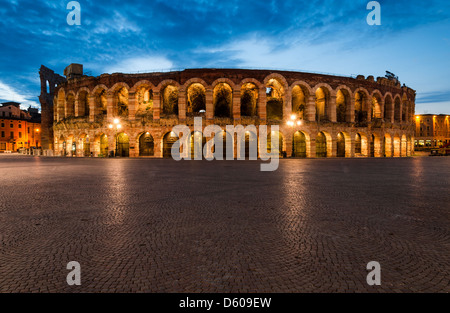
[1,123,4,127]
[18,124,22,129]
[1,131,4,137]
[19,132,22,138]
[0,143,6,150]
[10,123,13,128]
[10,131,13,138]
[27,127,30,133]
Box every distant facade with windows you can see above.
[414,114,450,150]
[0,102,41,152]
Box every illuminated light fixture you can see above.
[297,121,302,126]
[146,132,150,135]
[170,132,176,137]
[108,124,113,129]
[117,124,122,129]
[113,118,120,124]
[287,121,294,127]
[290,114,297,120]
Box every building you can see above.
[414,114,450,150]
[0,102,41,152]
[40,64,416,158]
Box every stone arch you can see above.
[266,129,285,157]
[186,82,206,115]
[336,131,351,157]
[92,85,108,118]
[291,82,311,120]
[211,78,236,90]
[76,87,90,117]
[393,95,402,122]
[133,81,154,117]
[314,84,333,122]
[213,82,233,118]
[384,133,392,157]
[109,83,130,118]
[335,85,352,123]
[158,81,179,116]
[355,132,369,157]
[265,74,287,121]
[393,134,401,157]
[384,93,394,122]
[162,131,179,158]
[315,131,332,157]
[239,78,263,89]
[65,91,76,119]
[371,90,383,119]
[292,130,311,158]
[138,131,155,157]
[241,82,259,117]
[354,88,369,123]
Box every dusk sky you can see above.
[1,0,449,114]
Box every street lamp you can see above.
[108,118,122,157]
[287,114,303,157]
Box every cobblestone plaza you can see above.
[0,156,448,293]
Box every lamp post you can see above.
[108,118,122,157]
[287,114,303,157]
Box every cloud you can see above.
[0,81,40,109]
[103,56,174,74]
[416,90,450,104]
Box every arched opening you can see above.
[336,132,346,157]
[215,131,235,159]
[393,136,401,157]
[241,83,258,117]
[116,133,129,157]
[315,87,330,122]
[394,97,401,122]
[100,134,108,157]
[187,83,206,115]
[80,134,90,157]
[136,86,153,117]
[293,131,307,158]
[336,90,350,123]
[355,133,362,155]
[402,102,407,122]
[57,90,65,121]
[163,132,179,158]
[267,131,284,157]
[213,83,232,118]
[316,132,327,157]
[384,95,393,121]
[266,79,284,121]
[66,93,75,118]
[372,94,382,119]
[292,85,307,120]
[162,85,179,116]
[355,91,367,123]
[190,131,206,159]
[114,87,129,118]
[139,132,154,156]
[401,135,407,156]
[77,91,89,117]
[384,134,392,157]
[94,89,107,120]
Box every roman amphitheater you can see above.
[44,66,416,158]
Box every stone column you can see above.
[284,92,292,121]
[258,88,267,121]
[310,138,316,158]
[106,91,114,122]
[88,95,95,123]
[329,96,337,122]
[232,89,241,120]
[153,91,161,120]
[284,132,292,157]
[331,138,337,157]
[366,98,372,122]
[128,92,136,121]
[348,98,355,122]
[178,89,186,121]
[306,96,316,122]
[206,89,214,120]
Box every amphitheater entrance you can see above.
[139,133,154,157]
[293,131,307,158]
[267,131,283,157]
[190,131,206,159]
[81,135,90,157]
[336,133,346,157]
[100,134,108,157]
[163,132,179,158]
[316,132,327,158]
[215,131,234,159]
[116,133,130,157]
[243,131,258,159]
[355,134,362,155]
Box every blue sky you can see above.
[1,0,449,114]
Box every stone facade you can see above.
[51,67,416,158]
